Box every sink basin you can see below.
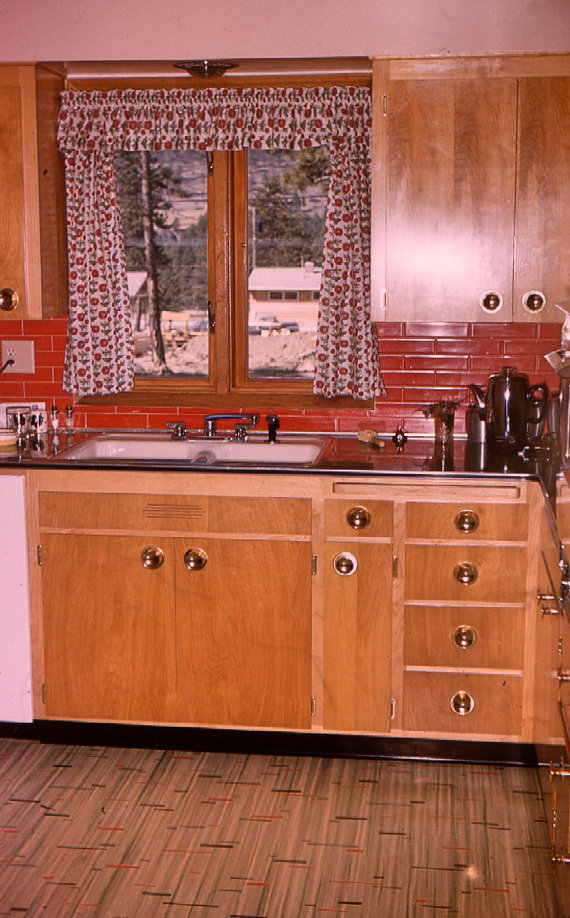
[61,433,329,466]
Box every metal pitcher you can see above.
[469,366,548,455]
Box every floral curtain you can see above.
[58,86,385,399]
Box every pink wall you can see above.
[0,317,561,437]
[2,0,569,62]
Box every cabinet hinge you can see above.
[206,151,214,175]
[312,554,317,576]
[311,696,317,718]
[383,93,388,117]
[392,556,398,578]
[41,683,47,704]
[390,698,396,720]
[37,544,43,566]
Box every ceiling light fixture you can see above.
[173,60,238,78]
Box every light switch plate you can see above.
[1,340,35,374]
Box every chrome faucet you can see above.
[203,413,259,438]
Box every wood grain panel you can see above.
[405,501,528,541]
[404,604,525,670]
[41,534,178,722]
[38,491,312,536]
[175,538,312,729]
[0,83,26,314]
[324,498,393,538]
[514,76,570,321]
[323,541,393,733]
[404,544,526,604]
[402,671,523,736]
[386,77,517,321]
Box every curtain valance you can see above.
[58,85,385,399]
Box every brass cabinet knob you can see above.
[0,288,19,312]
[346,505,371,531]
[333,551,358,576]
[522,290,546,313]
[140,546,165,570]
[346,507,372,530]
[184,547,208,571]
[450,691,475,716]
[453,561,478,585]
[452,624,477,650]
[480,291,503,313]
[454,509,480,534]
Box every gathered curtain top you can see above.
[57,85,371,154]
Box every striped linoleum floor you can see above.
[0,737,566,917]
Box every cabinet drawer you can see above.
[402,672,523,736]
[39,492,312,536]
[405,501,528,541]
[324,499,393,538]
[404,605,524,670]
[404,545,526,604]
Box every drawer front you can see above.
[404,605,524,670]
[404,545,526,604]
[402,672,523,736]
[325,499,393,538]
[39,492,312,536]
[406,501,528,541]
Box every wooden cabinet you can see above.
[175,537,312,729]
[30,470,560,747]
[322,498,393,733]
[0,66,42,319]
[37,481,313,729]
[0,64,66,320]
[41,533,178,722]
[373,55,570,323]
[400,486,531,739]
[514,76,570,317]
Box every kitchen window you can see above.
[57,81,385,405]
[116,146,328,388]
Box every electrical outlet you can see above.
[1,340,35,374]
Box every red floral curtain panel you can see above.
[58,86,385,399]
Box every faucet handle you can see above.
[167,421,187,440]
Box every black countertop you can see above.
[0,428,558,485]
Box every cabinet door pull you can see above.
[140,546,165,570]
[346,506,371,531]
[453,561,478,585]
[450,691,475,715]
[454,509,480,533]
[333,552,358,576]
[184,548,208,571]
[452,625,477,650]
[0,288,19,312]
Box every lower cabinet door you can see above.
[323,541,393,733]
[175,538,313,730]
[41,534,178,722]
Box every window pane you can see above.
[114,150,209,378]
[247,148,329,380]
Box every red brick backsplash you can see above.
[0,318,562,437]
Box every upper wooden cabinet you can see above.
[0,64,67,320]
[372,56,570,323]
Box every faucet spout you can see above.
[203,413,259,438]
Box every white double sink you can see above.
[61,432,329,466]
